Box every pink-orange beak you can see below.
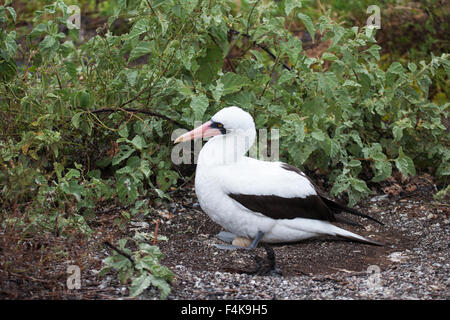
[174,121,222,143]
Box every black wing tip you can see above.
[320,196,384,226]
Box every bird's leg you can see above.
[263,246,282,276]
[250,246,282,276]
[247,231,264,249]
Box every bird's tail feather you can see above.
[320,196,384,226]
[330,224,384,246]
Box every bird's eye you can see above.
[217,123,223,128]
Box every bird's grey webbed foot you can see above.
[213,243,243,250]
[214,231,264,251]
[216,231,237,244]
[214,231,245,250]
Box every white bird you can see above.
[174,106,383,258]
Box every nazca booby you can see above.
[174,106,383,251]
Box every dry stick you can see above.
[153,219,160,245]
[90,108,189,130]
[103,241,135,265]
[229,29,295,74]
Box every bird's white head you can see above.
[174,106,255,143]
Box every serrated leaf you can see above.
[39,35,59,58]
[65,61,77,78]
[392,126,403,141]
[131,135,145,151]
[343,80,361,87]
[298,13,315,43]
[322,52,337,61]
[149,274,171,299]
[387,62,404,75]
[372,160,392,182]
[29,23,47,38]
[285,0,302,16]
[129,41,152,62]
[365,45,381,61]
[65,168,80,180]
[6,6,17,22]
[222,72,247,95]
[196,46,223,83]
[395,148,416,177]
[350,177,371,194]
[190,94,209,121]
[408,62,417,72]
[129,273,152,298]
[71,112,83,129]
[311,130,326,141]
[129,18,150,39]
[126,70,138,87]
[331,26,345,47]
[112,145,134,166]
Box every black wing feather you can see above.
[228,193,336,221]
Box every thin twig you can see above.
[90,108,188,129]
[103,241,135,265]
[229,29,294,73]
[153,219,160,245]
[246,0,262,35]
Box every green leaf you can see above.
[39,35,59,58]
[330,26,345,47]
[365,45,381,61]
[112,145,134,166]
[311,130,326,142]
[29,23,47,39]
[118,124,129,138]
[149,274,171,299]
[196,46,223,83]
[156,170,179,191]
[285,0,302,16]
[129,41,152,62]
[343,80,362,87]
[408,62,417,72]
[297,13,315,43]
[71,112,83,129]
[350,177,371,194]
[387,62,405,75]
[395,147,416,177]
[131,135,145,151]
[129,273,152,298]
[392,126,403,142]
[129,18,150,39]
[322,52,337,61]
[372,160,392,182]
[65,168,80,180]
[222,72,248,95]
[190,94,209,121]
[6,6,17,22]
[117,176,138,203]
[65,61,77,78]
[330,173,350,196]
[126,70,138,87]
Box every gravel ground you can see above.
[3,184,447,300]
[154,188,449,300]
